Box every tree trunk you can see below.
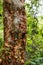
[1,0,26,65]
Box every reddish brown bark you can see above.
[1,0,26,65]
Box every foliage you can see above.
[25,0,43,65]
[0,0,4,51]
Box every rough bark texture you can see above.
[1,0,26,65]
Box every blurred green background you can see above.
[0,0,4,48]
[0,0,43,65]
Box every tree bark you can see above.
[1,0,26,65]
